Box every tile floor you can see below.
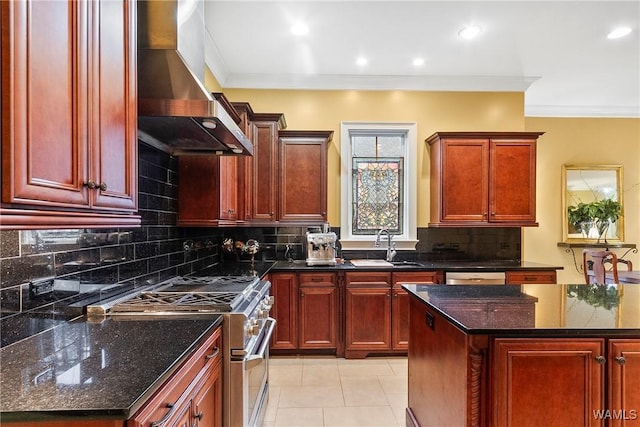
[263,356,408,427]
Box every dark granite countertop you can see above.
[403,283,640,336]
[270,259,562,272]
[0,315,222,421]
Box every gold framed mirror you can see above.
[562,164,624,243]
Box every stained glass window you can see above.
[350,134,405,235]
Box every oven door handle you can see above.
[245,317,276,370]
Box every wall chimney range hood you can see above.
[137,0,253,156]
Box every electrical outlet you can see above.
[29,279,54,297]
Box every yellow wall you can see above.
[213,83,639,281]
[222,88,525,227]
[524,117,640,283]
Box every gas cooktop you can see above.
[86,275,264,316]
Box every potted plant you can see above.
[567,202,595,238]
[592,198,621,243]
[567,199,621,242]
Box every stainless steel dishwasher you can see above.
[445,271,506,285]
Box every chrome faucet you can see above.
[375,228,397,262]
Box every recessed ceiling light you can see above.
[356,57,368,66]
[458,25,482,40]
[607,26,632,39]
[412,58,425,67]
[291,22,309,36]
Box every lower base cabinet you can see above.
[270,272,339,352]
[407,294,640,427]
[128,327,222,427]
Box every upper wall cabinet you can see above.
[1,0,139,229]
[279,130,333,223]
[427,132,544,227]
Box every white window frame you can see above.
[340,122,418,250]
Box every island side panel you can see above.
[407,294,488,427]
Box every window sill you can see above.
[339,239,418,251]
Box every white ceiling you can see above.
[202,1,640,118]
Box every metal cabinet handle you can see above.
[595,355,606,365]
[150,403,176,427]
[615,356,626,365]
[195,411,204,421]
[205,346,220,360]
[83,181,107,191]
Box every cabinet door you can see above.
[440,138,489,222]
[609,339,640,427]
[91,0,137,211]
[493,338,605,427]
[391,272,438,350]
[299,286,338,349]
[489,139,536,223]
[2,0,90,208]
[345,272,392,355]
[279,132,330,222]
[219,156,238,221]
[250,120,280,221]
[192,362,223,427]
[270,273,299,350]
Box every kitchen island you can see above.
[403,283,640,427]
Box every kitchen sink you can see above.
[349,259,394,268]
[391,261,424,268]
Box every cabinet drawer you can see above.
[506,270,557,284]
[346,272,392,287]
[392,272,439,287]
[299,272,336,287]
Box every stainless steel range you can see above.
[87,275,275,427]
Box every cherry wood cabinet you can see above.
[506,270,557,284]
[229,102,255,223]
[1,0,139,229]
[391,272,439,351]
[493,338,605,427]
[178,156,238,226]
[299,272,338,349]
[278,131,333,223]
[269,273,299,350]
[128,327,222,427]
[345,272,392,358]
[407,291,640,427]
[270,272,339,352]
[427,132,543,227]
[248,113,286,223]
[609,339,640,427]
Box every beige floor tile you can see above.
[273,407,324,426]
[341,378,388,406]
[323,406,398,427]
[338,363,395,377]
[270,365,303,387]
[271,356,305,366]
[303,356,340,365]
[278,385,345,408]
[385,393,408,426]
[303,364,341,386]
[378,375,408,395]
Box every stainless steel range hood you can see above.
[137,0,253,156]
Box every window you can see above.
[340,122,418,250]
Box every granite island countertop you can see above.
[0,315,222,422]
[403,283,640,336]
